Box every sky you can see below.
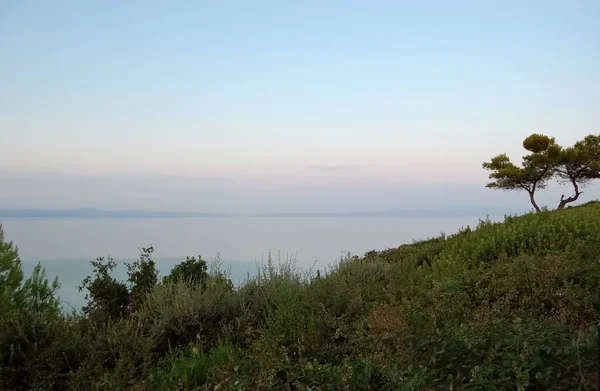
[1,1,599,213]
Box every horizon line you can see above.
[0,206,526,219]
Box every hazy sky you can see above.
[1,1,599,212]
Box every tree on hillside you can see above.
[483,134,557,212]
[555,134,600,209]
[0,225,60,316]
[0,225,24,308]
[484,133,600,211]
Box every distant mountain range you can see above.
[0,207,523,218]
[0,208,228,218]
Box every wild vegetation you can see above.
[1,200,600,390]
[483,133,600,212]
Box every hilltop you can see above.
[1,201,600,390]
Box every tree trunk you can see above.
[529,190,541,213]
[557,177,582,210]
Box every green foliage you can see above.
[67,317,157,390]
[575,134,600,171]
[78,246,163,321]
[127,246,159,295]
[0,224,24,310]
[522,133,554,153]
[146,343,241,390]
[162,255,208,285]
[2,204,600,389]
[138,275,237,355]
[0,225,66,390]
[78,256,130,321]
[126,246,159,312]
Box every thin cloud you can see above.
[308,164,366,171]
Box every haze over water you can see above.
[2,215,496,310]
[4,215,497,263]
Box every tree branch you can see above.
[557,175,583,209]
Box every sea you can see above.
[1,215,499,311]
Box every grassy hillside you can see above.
[2,202,600,390]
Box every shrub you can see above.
[68,317,156,390]
[0,225,68,390]
[146,343,242,390]
[138,276,238,355]
[78,256,130,322]
[162,255,208,285]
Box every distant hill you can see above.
[0,206,521,218]
[0,208,229,218]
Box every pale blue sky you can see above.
[1,1,599,212]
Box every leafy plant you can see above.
[78,256,130,322]
[162,255,208,285]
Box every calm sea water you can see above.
[1,216,496,311]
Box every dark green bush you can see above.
[78,256,130,322]
[0,225,70,390]
[126,246,159,311]
[162,255,208,285]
